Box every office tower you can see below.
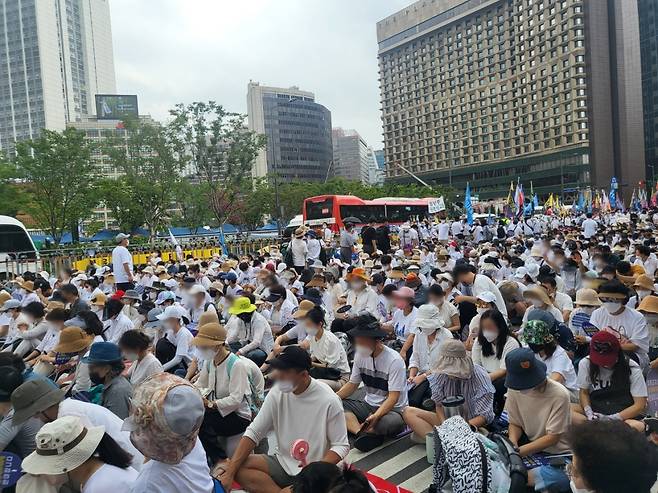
[639,0,658,183]
[0,0,116,153]
[332,128,377,183]
[247,82,333,182]
[377,0,645,198]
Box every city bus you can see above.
[0,216,40,278]
[302,195,433,230]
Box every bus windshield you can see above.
[305,197,334,221]
[0,225,37,256]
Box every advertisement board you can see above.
[95,94,139,120]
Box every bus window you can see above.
[0,225,37,258]
[305,197,334,221]
[386,205,429,223]
[339,205,386,223]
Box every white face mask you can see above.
[277,380,296,393]
[439,281,450,290]
[355,344,373,357]
[603,301,622,314]
[306,327,318,338]
[477,307,488,314]
[482,330,498,343]
[637,289,651,301]
[530,299,544,308]
[198,348,217,361]
[570,480,593,493]
[123,352,139,362]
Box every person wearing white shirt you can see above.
[303,306,351,391]
[581,214,598,239]
[634,245,658,278]
[263,286,295,335]
[450,220,464,237]
[119,330,164,387]
[382,287,418,360]
[111,233,134,290]
[226,297,274,366]
[290,231,308,273]
[407,304,453,408]
[345,268,380,319]
[521,286,565,327]
[306,232,322,262]
[453,263,508,318]
[156,306,195,373]
[103,299,135,344]
[437,220,450,241]
[219,346,349,491]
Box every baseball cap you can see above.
[589,331,621,367]
[115,233,130,242]
[476,291,497,303]
[265,345,312,371]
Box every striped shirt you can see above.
[350,345,408,410]
[429,364,495,424]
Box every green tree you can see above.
[12,128,98,245]
[167,102,266,230]
[96,177,146,233]
[102,118,184,237]
[0,160,28,217]
[172,180,216,234]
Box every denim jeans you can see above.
[228,342,268,366]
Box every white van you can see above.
[0,216,40,278]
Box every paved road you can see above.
[347,434,433,493]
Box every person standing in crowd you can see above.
[290,227,309,274]
[337,316,407,452]
[361,220,378,256]
[339,221,357,264]
[112,233,134,291]
[219,346,349,492]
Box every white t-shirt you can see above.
[111,245,133,284]
[437,223,450,241]
[126,353,163,387]
[243,379,349,476]
[409,327,453,373]
[83,463,138,493]
[166,326,195,364]
[582,218,598,239]
[130,438,212,493]
[436,301,459,329]
[350,345,408,409]
[391,307,418,342]
[472,336,521,373]
[577,357,647,396]
[539,345,578,391]
[308,329,351,374]
[290,238,308,267]
[58,399,143,470]
[589,306,650,367]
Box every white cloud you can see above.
[109,0,410,148]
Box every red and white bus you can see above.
[303,195,433,230]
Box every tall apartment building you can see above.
[332,128,375,183]
[247,82,333,182]
[377,0,645,198]
[0,0,116,153]
[639,0,658,182]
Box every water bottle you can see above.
[441,395,466,418]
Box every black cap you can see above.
[265,346,312,371]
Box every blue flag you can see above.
[577,191,585,211]
[609,177,618,210]
[465,183,473,225]
[533,194,539,209]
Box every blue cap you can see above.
[226,272,237,282]
[504,347,547,390]
[82,342,122,364]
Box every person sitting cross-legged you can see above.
[336,314,408,452]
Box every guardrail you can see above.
[0,237,287,279]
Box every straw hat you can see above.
[617,273,637,287]
[20,280,34,293]
[433,340,473,379]
[574,288,601,307]
[191,322,226,347]
[198,310,219,327]
[306,274,327,289]
[630,264,646,276]
[0,290,11,308]
[294,227,306,238]
[46,300,65,311]
[90,292,106,307]
[21,416,105,475]
[387,269,405,280]
[293,299,316,319]
[638,295,658,314]
[634,274,655,292]
[53,327,93,354]
[523,286,552,306]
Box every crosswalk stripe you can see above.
[368,444,427,478]
[348,436,414,470]
[385,454,432,487]
[398,463,433,493]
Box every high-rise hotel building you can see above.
[377,0,645,198]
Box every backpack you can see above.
[225,353,264,418]
[429,416,491,493]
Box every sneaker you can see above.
[354,433,385,452]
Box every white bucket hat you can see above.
[414,304,446,330]
[21,416,105,475]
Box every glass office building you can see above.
[640,0,658,182]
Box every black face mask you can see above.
[89,371,105,386]
[237,312,252,323]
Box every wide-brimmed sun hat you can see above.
[53,327,94,354]
[638,295,658,314]
[11,379,66,426]
[293,299,316,319]
[20,280,34,292]
[346,267,370,283]
[634,274,655,292]
[191,322,226,347]
[21,416,105,475]
[347,318,387,339]
[228,296,257,315]
[523,286,552,306]
[413,304,445,330]
[574,288,601,307]
[90,292,107,307]
[433,339,473,379]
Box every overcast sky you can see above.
[109,0,410,149]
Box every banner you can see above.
[428,196,446,214]
[465,183,474,225]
